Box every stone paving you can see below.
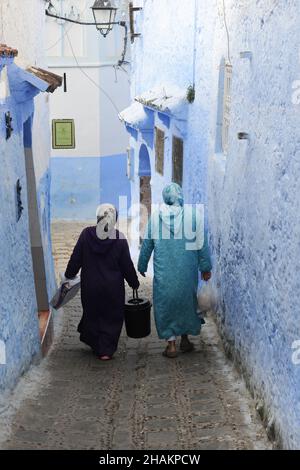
[1,222,271,450]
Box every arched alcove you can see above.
[139,143,151,177]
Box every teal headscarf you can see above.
[162,183,184,207]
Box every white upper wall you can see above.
[131,0,196,97]
[99,66,131,157]
[46,0,131,158]
[48,66,101,157]
[0,0,47,67]
[0,0,51,180]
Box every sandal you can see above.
[180,336,195,353]
[162,344,178,359]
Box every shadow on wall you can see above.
[50,154,131,220]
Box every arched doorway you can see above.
[139,144,151,241]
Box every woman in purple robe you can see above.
[64,204,139,361]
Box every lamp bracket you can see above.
[45,9,119,27]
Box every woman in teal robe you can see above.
[138,183,212,358]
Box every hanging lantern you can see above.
[91,0,118,38]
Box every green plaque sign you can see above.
[52,119,75,149]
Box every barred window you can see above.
[172,136,184,186]
[155,127,165,175]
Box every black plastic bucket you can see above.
[124,290,152,339]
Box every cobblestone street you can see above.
[1,223,271,450]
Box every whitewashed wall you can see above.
[130,0,300,448]
[0,0,55,390]
[46,0,131,219]
[1,0,51,180]
[46,0,130,158]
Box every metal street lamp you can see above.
[45,1,142,63]
[91,0,118,38]
[45,0,119,38]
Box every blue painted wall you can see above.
[100,154,131,215]
[0,129,41,390]
[0,99,40,391]
[37,169,57,300]
[131,0,300,448]
[50,157,101,220]
[51,153,131,220]
[0,61,56,391]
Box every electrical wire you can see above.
[46,1,130,71]
[46,23,74,52]
[65,29,122,117]
[222,0,231,64]
[117,63,131,85]
[46,0,89,52]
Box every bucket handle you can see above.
[133,289,139,300]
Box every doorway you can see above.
[138,144,151,242]
[23,117,53,355]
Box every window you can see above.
[155,127,165,175]
[172,136,184,186]
[126,147,135,181]
[222,63,232,154]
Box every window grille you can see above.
[172,136,184,186]
[155,127,165,175]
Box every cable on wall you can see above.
[222,0,231,64]
[45,0,89,52]
[46,1,130,69]
[65,29,122,118]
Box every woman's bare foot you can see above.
[99,355,112,361]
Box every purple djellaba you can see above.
[65,204,139,360]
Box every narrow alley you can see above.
[1,223,270,451]
[2,0,300,458]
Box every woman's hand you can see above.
[201,272,212,282]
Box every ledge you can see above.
[0,43,18,72]
[119,101,154,131]
[135,85,189,122]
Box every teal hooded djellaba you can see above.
[138,183,212,340]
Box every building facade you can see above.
[0,0,59,391]
[47,0,131,219]
[123,0,300,448]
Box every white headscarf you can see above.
[96,204,117,240]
